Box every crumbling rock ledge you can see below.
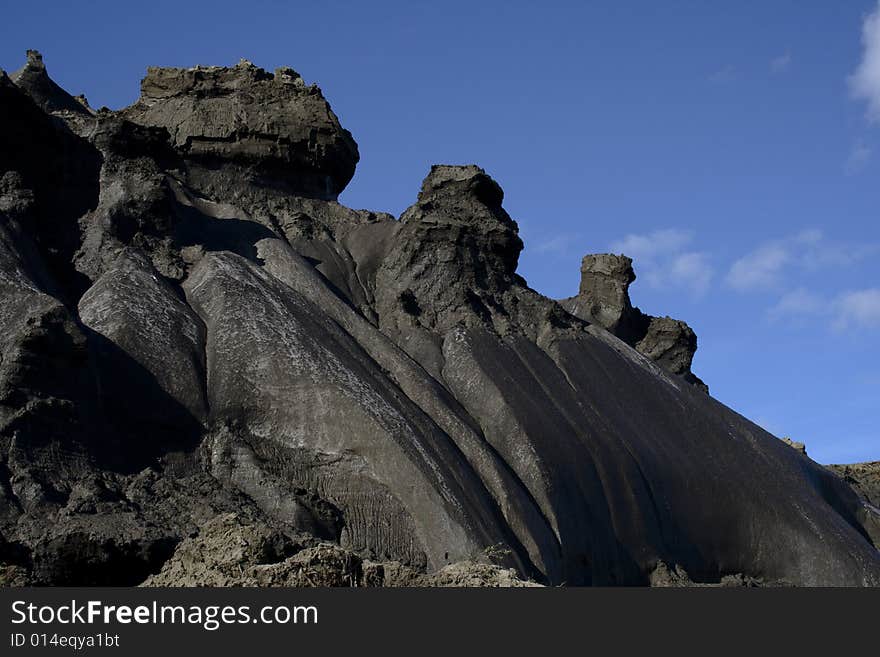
[0,52,878,587]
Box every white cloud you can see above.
[726,244,790,291]
[609,229,713,298]
[766,287,880,332]
[610,229,692,264]
[845,140,872,174]
[849,1,880,122]
[801,234,880,269]
[533,234,574,254]
[771,51,792,74]
[727,230,878,292]
[834,288,880,330]
[768,288,824,320]
[668,252,714,297]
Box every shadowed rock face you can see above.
[1,52,878,587]
[561,254,708,392]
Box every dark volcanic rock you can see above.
[561,253,707,392]
[828,462,880,547]
[782,437,808,456]
[370,165,525,376]
[142,513,537,587]
[562,254,638,338]
[183,249,527,569]
[122,60,358,200]
[11,50,92,118]
[1,51,878,587]
[78,250,208,457]
[830,462,880,508]
[1,67,100,300]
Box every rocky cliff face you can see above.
[1,52,878,587]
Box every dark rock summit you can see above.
[11,50,93,118]
[561,254,708,392]
[1,52,878,587]
[122,59,358,200]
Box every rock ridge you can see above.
[0,51,877,587]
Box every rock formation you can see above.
[122,60,358,200]
[782,437,808,456]
[830,462,880,508]
[1,52,878,587]
[560,254,707,392]
[141,513,538,587]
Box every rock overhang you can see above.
[122,59,359,200]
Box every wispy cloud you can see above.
[708,65,736,84]
[610,229,692,262]
[666,252,714,297]
[849,1,880,121]
[610,229,713,298]
[845,139,872,174]
[834,288,880,330]
[727,230,878,292]
[726,244,790,291]
[771,51,792,74]
[798,229,880,269]
[533,234,577,255]
[767,287,880,332]
[767,288,823,321]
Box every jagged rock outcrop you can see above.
[562,253,637,337]
[11,50,93,118]
[122,60,358,200]
[1,52,878,587]
[782,437,808,456]
[371,164,527,376]
[560,254,707,392]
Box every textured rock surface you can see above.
[1,52,878,587]
[648,561,788,588]
[782,437,808,456]
[122,60,358,200]
[142,513,537,587]
[11,50,93,118]
[828,462,880,547]
[560,254,707,391]
[830,462,880,508]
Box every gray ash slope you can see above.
[0,51,878,587]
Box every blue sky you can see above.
[2,1,878,463]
